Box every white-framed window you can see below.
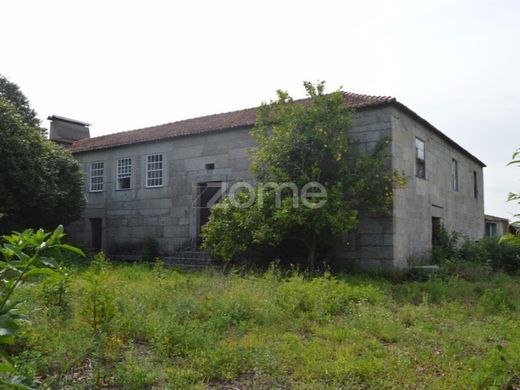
[146,154,163,188]
[89,162,104,192]
[451,158,459,191]
[415,138,425,179]
[117,158,132,190]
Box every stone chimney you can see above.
[48,115,91,146]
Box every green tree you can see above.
[202,81,404,270]
[0,77,84,234]
[0,75,41,129]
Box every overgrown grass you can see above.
[13,263,520,389]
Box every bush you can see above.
[81,252,116,334]
[479,288,516,315]
[274,274,386,320]
[38,265,71,318]
[114,344,157,389]
[478,237,520,272]
[431,225,461,263]
[0,226,84,386]
[433,225,520,273]
[437,260,493,281]
[142,237,159,262]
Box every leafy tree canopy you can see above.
[0,75,41,129]
[0,75,84,234]
[202,81,405,269]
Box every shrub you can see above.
[434,225,520,273]
[479,288,516,315]
[38,265,71,318]
[80,252,116,334]
[480,237,520,272]
[207,292,256,330]
[438,260,493,281]
[274,274,386,320]
[152,258,166,286]
[79,252,118,385]
[431,225,461,263]
[154,321,214,359]
[143,237,159,262]
[114,344,157,389]
[0,226,83,387]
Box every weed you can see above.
[38,265,71,318]
[81,252,116,334]
[11,263,520,388]
[143,237,159,262]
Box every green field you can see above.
[13,263,520,389]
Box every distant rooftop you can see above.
[485,214,510,223]
[48,115,91,127]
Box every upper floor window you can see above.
[415,138,425,179]
[146,154,163,188]
[117,158,132,190]
[451,158,459,191]
[89,162,104,192]
[473,171,478,199]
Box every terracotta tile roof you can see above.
[69,91,485,167]
[485,214,510,223]
[69,92,395,154]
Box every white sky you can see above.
[1,0,519,219]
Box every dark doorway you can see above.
[197,182,222,242]
[90,218,102,251]
[432,217,441,245]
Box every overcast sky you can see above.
[1,0,519,218]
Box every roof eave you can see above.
[70,99,486,169]
[359,101,486,168]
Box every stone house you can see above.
[484,215,510,237]
[55,92,485,269]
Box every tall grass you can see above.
[13,263,520,389]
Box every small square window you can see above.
[415,138,425,179]
[117,158,132,190]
